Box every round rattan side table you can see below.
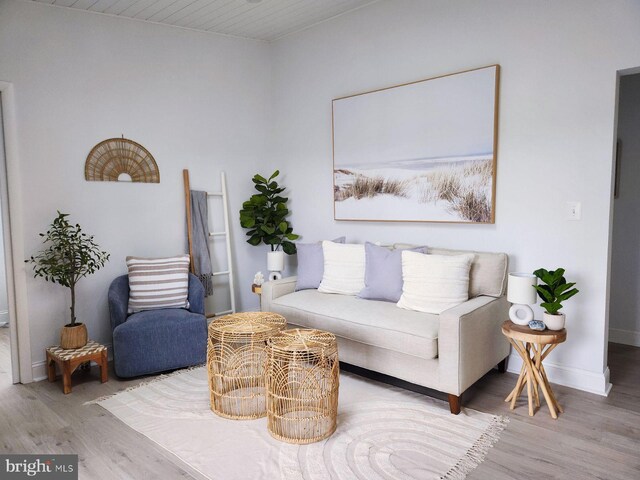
[266,328,340,444]
[207,311,286,420]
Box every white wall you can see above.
[610,73,640,347]
[0,0,272,378]
[271,0,640,394]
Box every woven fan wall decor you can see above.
[85,137,160,183]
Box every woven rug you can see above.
[88,367,507,480]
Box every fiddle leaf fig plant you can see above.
[532,268,579,315]
[239,170,300,255]
[26,211,110,326]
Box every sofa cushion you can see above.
[358,242,427,303]
[295,237,346,291]
[318,242,366,295]
[397,252,473,314]
[393,244,508,298]
[429,248,507,297]
[272,290,439,360]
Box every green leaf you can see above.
[247,235,262,246]
[264,235,279,245]
[253,174,268,184]
[282,241,296,255]
[534,285,554,302]
[278,222,288,233]
[286,233,300,240]
[557,288,579,302]
[555,282,575,295]
[240,216,255,228]
[261,225,276,235]
[268,170,280,181]
[250,195,267,206]
[541,302,561,315]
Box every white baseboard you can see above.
[507,353,612,397]
[32,343,113,382]
[608,328,640,347]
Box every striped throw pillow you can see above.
[126,255,191,313]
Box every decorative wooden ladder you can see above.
[183,169,236,318]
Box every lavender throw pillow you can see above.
[295,237,346,291]
[358,242,427,302]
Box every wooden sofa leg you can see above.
[497,357,507,373]
[448,394,461,415]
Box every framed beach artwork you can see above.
[332,65,500,223]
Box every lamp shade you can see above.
[507,273,537,305]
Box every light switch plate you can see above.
[567,201,581,220]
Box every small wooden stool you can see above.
[46,340,108,394]
[501,320,566,419]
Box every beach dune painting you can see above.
[332,65,499,223]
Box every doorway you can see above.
[0,92,14,386]
[0,94,12,384]
[608,71,640,385]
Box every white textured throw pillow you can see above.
[397,251,474,314]
[127,255,191,313]
[318,241,366,295]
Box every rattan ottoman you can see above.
[207,311,286,420]
[266,328,340,444]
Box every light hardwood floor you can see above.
[0,328,638,479]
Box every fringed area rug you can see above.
[87,367,507,480]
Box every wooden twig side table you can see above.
[501,320,566,419]
[46,340,108,394]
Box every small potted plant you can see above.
[532,268,579,330]
[26,212,110,349]
[239,170,299,273]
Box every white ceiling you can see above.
[32,0,379,42]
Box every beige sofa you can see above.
[261,246,511,414]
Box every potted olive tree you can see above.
[26,212,110,349]
[239,170,299,274]
[533,268,579,330]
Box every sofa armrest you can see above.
[187,273,205,315]
[108,275,130,331]
[261,276,297,311]
[437,295,510,395]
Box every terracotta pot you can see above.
[543,312,566,331]
[60,323,88,349]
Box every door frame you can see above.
[0,80,32,384]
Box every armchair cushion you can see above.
[112,308,206,378]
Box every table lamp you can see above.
[507,273,538,325]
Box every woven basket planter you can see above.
[266,329,340,444]
[60,323,88,350]
[207,312,286,420]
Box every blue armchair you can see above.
[108,273,207,378]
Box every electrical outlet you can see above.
[567,201,581,220]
